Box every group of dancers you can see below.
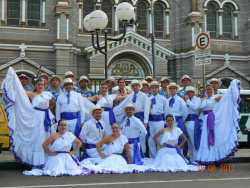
[3,67,241,176]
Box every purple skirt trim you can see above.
[195,144,238,165]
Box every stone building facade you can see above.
[0,0,249,93]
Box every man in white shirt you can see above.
[79,105,108,160]
[148,81,169,159]
[166,82,188,154]
[56,78,85,159]
[121,103,147,164]
[183,86,201,162]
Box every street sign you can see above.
[195,32,211,66]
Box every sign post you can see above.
[195,32,211,89]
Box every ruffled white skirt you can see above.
[23,153,90,177]
[80,154,150,174]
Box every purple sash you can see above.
[175,116,188,149]
[128,137,145,165]
[149,114,165,122]
[204,110,215,146]
[102,107,116,126]
[61,112,81,139]
[186,114,201,150]
[57,151,79,166]
[134,112,144,123]
[80,144,97,161]
[34,107,51,132]
[166,144,199,166]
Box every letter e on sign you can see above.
[196,33,210,50]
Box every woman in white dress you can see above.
[4,67,57,168]
[87,83,127,134]
[196,80,240,164]
[23,119,90,176]
[80,123,150,174]
[143,114,202,172]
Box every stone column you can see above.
[66,14,69,42]
[149,8,152,38]
[41,0,46,28]
[203,8,207,32]
[165,10,170,39]
[191,22,195,47]
[234,11,238,40]
[114,5,118,36]
[21,0,26,27]
[78,1,83,34]
[1,0,5,26]
[56,13,60,41]
[218,10,223,39]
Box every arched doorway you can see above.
[107,51,152,80]
[220,77,234,89]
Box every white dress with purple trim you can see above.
[3,67,57,168]
[96,95,117,135]
[80,135,150,174]
[23,132,90,177]
[195,79,240,164]
[142,127,202,172]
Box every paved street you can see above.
[1,149,250,188]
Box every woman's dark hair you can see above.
[118,78,125,83]
[58,119,67,126]
[101,82,108,87]
[33,78,44,92]
[205,84,212,89]
[166,114,174,121]
[199,86,203,89]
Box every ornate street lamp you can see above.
[83,2,134,79]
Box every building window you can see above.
[101,0,112,35]
[7,0,20,26]
[137,2,147,37]
[223,5,233,39]
[207,4,217,38]
[83,0,95,32]
[27,0,40,27]
[154,3,164,38]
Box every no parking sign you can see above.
[195,32,211,66]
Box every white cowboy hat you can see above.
[104,77,118,86]
[145,76,154,81]
[207,78,222,88]
[185,86,197,94]
[122,103,137,113]
[141,80,149,86]
[179,75,193,85]
[129,80,142,90]
[39,73,49,80]
[78,75,90,84]
[63,71,78,80]
[167,82,180,92]
[160,77,172,83]
[18,74,32,84]
[149,81,160,87]
[89,105,104,115]
[48,75,63,87]
[63,78,73,85]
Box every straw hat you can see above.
[104,77,118,86]
[145,76,154,81]
[48,75,63,87]
[207,78,222,88]
[89,105,104,115]
[18,74,32,84]
[78,75,90,84]
[39,73,49,80]
[129,80,142,90]
[167,82,180,92]
[149,81,160,87]
[185,86,197,94]
[179,75,192,85]
[122,103,137,113]
[141,80,149,86]
[63,71,78,80]
[63,78,73,85]
[160,77,172,83]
